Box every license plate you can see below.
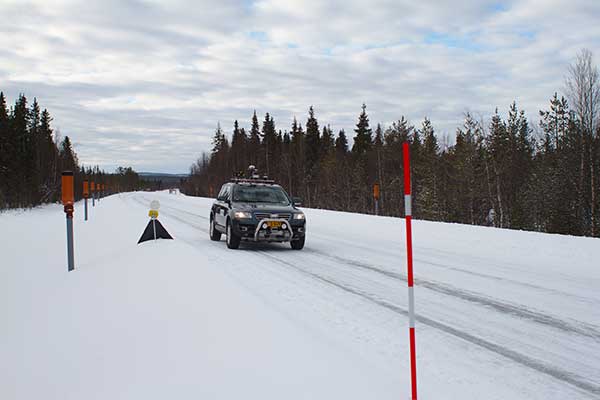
[266,221,282,228]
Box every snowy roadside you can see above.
[0,195,396,400]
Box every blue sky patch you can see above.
[424,32,484,52]
[248,31,268,42]
[491,2,509,12]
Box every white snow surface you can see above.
[1,191,599,399]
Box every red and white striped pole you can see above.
[403,142,418,399]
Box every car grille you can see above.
[254,212,292,221]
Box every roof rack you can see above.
[229,177,276,185]
[230,165,276,185]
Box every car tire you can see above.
[226,219,241,249]
[290,236,305,250]
[209,217,221,241]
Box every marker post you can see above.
[62,171,75,272]
[150,200,160,241]
[83,180,89,221]
[91,182,95,207]
[403,142,418,399]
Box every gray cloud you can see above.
[2,0,599,173]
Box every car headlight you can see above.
[293,213,305,220]
[234,211,252,219]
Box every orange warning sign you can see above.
[62,171,74,205]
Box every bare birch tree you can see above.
[565,49,600,235]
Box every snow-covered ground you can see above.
[2,191,599,399]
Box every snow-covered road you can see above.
[134,191,600,399]
[2,191,600,399]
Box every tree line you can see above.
[183,49,600,237]
[0,92,144,209]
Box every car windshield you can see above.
[233,185,290,204]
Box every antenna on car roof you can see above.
[248,165,260,179]
[229,165,275,184]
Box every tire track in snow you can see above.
[301,249,600,341]
[311,231,595,303]
[256,251,600,398]
[140,195,600,341]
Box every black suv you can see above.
[209,179,306,250]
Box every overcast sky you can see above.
[2,0,600,173]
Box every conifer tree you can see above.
[39,109,58,202]
[261,113,277,176]
[305,106,320,174]
[304,106,320,206]
[334,129,351,209]
[248,111,261,168]
[530,96,580,234]
[351,103,372,157]
[28,98,42,203]
[231,120,247,175]
[373,123,385,212]
[335,129,348,155]
[487,108,510,226]
[510,104,534,229]
[319,125,334,156]
[418,118,440,220]
[451,113,488,225]
[281,130,293,194]
[539,93,570,152]
[290,117,306,199]
[59,136,78,173]
[273,129,284,181]
[10,94,33,206]
[349,104,374,213]
[0,92,9,207]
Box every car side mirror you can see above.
[293,197,302,206]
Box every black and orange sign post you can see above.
[62,171,75,271]
[373,183,380,216]
[83,180,89,221]
[91,181,96,207]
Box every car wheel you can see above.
[226,220,241,249]
[290,236,305,250]
[209,217,221,241]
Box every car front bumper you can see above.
[231,218,306,242]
